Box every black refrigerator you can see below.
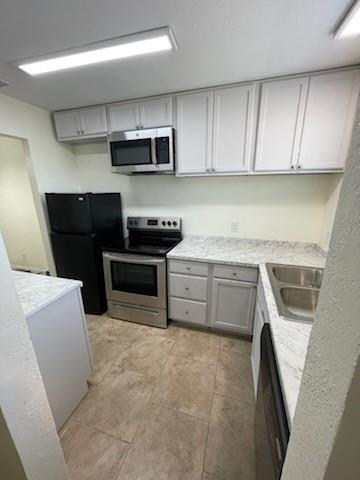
[46,193,124,314]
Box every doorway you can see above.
[0,135,49,273]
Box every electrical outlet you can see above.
[231,222,239,234]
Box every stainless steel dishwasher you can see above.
[255,324,289,479]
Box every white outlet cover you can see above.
[231,222,240,233]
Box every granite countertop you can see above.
[13,271,82,318]
[167,235,326,425]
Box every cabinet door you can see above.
[176,91,214,174]
[140,96,173,128]
[213,84,257,173]
[298,70,360,171]
[210,278,256,334]
[254,77,308,171]
[108,102,140,131]
[251,301,265,397]
[78,107,108,136]
[54,111,80,139]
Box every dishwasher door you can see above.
[255,324,289,479]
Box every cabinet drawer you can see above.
[213,264,258,283]
[169,260,209,277]
[169,273,208,301]
[169,298,207,325]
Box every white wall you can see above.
[320,174,343,250]
[0,233,68,480]
[0,94,79,273]
[0,136,48,271]
[75,142,341,244]
[281,100,360,479]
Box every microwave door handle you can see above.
[103,253,165,265]
[151,137,158,165]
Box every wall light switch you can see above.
[231,222,239,233]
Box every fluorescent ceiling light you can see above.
[17,27,175,75]
[335,0,360,38]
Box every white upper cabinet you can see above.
[54,111,81,139]
[212,84,257,173]
[254,77,308,172]
[108,96,173,132]
[54,107,107,140]
[298,70,360,171]
[176,91,214,174]
[139,97,172,128]
[108,102,140,131]
[78,107,108,136]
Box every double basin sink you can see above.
[266,263,324,323]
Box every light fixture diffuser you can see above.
[335,0,360,38]
[17,27,176,75]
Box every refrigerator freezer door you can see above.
[46,193,93,234]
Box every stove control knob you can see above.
[173,221,177,227]
[167,221,171,226]
[162,221,166,226]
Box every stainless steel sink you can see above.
[266,263,324,323]
[272,265,323,288]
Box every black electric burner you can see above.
[105,216,182,257]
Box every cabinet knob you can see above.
[232,272,237,276]
[291,165,295,169]
[212,168,216,172]
[185,287,189,291]
[297,164,301,169]
[186,267,191,271]
[77,130,80,135]
[185,310,189,315]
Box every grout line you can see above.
[147,401,209,424]
[212,391,256,407]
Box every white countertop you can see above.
[13,271,82,318]
[167,235,326,424]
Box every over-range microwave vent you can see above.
[0,80,8,88]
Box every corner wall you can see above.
[281,100,360,479]
[0,233,68,480]
[0,136,48,271]
[0,94,80,273]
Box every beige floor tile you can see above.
[204,394,256,480]
[202,473,221,480]
[72,366,154,442]
[114,335,174,377]
[119,404,208,480]
[220,336,252,356]
[61,420,128,480]
[171,328,220,364]
[215,348,254,404]
[88,335,130,384]
[151,354,216,419]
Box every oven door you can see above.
[103,252,166,309]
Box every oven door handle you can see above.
[103,253,165,265]
[151,137,158,165]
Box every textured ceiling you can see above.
[0,0,359,111]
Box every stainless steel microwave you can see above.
[108,126,175,174]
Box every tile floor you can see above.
[59,314,256,480]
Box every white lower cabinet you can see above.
[168,259,257,334]
[251,280,269,397]
[210,278,256,334]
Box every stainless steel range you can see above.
[103,216,182,328]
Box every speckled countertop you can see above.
[13,271,82,318]
[168,235,326,425]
